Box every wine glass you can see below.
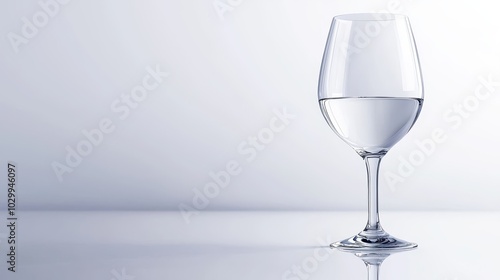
[318,13,423,251]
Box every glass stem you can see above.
[364,156,382,231]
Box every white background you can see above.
[0,0,499,211]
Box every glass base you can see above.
[330,229,417,252]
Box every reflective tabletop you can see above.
[0,211,497,279]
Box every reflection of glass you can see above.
[318,13,423,251]
[355,251,391,280]
[351,248,415,280]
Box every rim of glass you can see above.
[333,13,408,21]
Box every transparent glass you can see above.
[318,13,423,251]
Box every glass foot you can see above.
[330,229,417,252]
